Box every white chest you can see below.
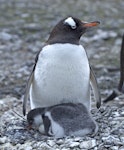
[30,44,90,108]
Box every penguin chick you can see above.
[27,103,98,138]
[44,103,98,138]
[27,107,45,133]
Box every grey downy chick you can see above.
[27,103,98,138]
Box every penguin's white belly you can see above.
[30,44,90,109]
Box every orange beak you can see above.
[82,21,100,27]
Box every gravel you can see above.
[1,96,124,149]
[0,0,124,149]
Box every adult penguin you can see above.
[23,17,101,115]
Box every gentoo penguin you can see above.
[23,17,101,115]
[27,103,98,138]
[118,34,124,92]
[104,34,124,102]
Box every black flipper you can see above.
[23,51,40,116]
[118,34,124,92]
[90,66,101,108]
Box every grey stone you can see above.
[110,146,119,150]
[0,32,12,41]
[0,137,7,144]
[25,146,33,150]
[47,140,56,147]
[79,139,97,149]
[120,137,124,143]
[74,137,81,142]
[69,142,80,148]
[61,148,70,150]
[119,146,124,150]
[39,143,53,150]
[56,139,64,145]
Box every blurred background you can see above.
[0,0,124,103]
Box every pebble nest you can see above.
[1,96,124,150]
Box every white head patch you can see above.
[64,17,76,29]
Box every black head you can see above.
[27,110,34,126]
[47,16,100,45]
[27,108,45,126]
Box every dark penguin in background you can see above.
[23,17,101,116]
[27,103,98,138]
[104,34,124,102]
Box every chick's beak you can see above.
[27,125,32,130]
[82,21,100,27]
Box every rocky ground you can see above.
[0,0,124,149]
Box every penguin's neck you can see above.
[47,35,80,45]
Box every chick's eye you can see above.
[29,119,33,125]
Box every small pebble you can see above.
[56,139,64,144]
[0,137,7,144]
[25,146,32,150]
[61,148,70,150]
[110,146,119,150]
[69,142,79,148]
[120,137,124,143]
[79,139,97,149]
[47,140,56,147]
[39,143,52,149]
[74,137,81,142]
[119,146,124,150]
